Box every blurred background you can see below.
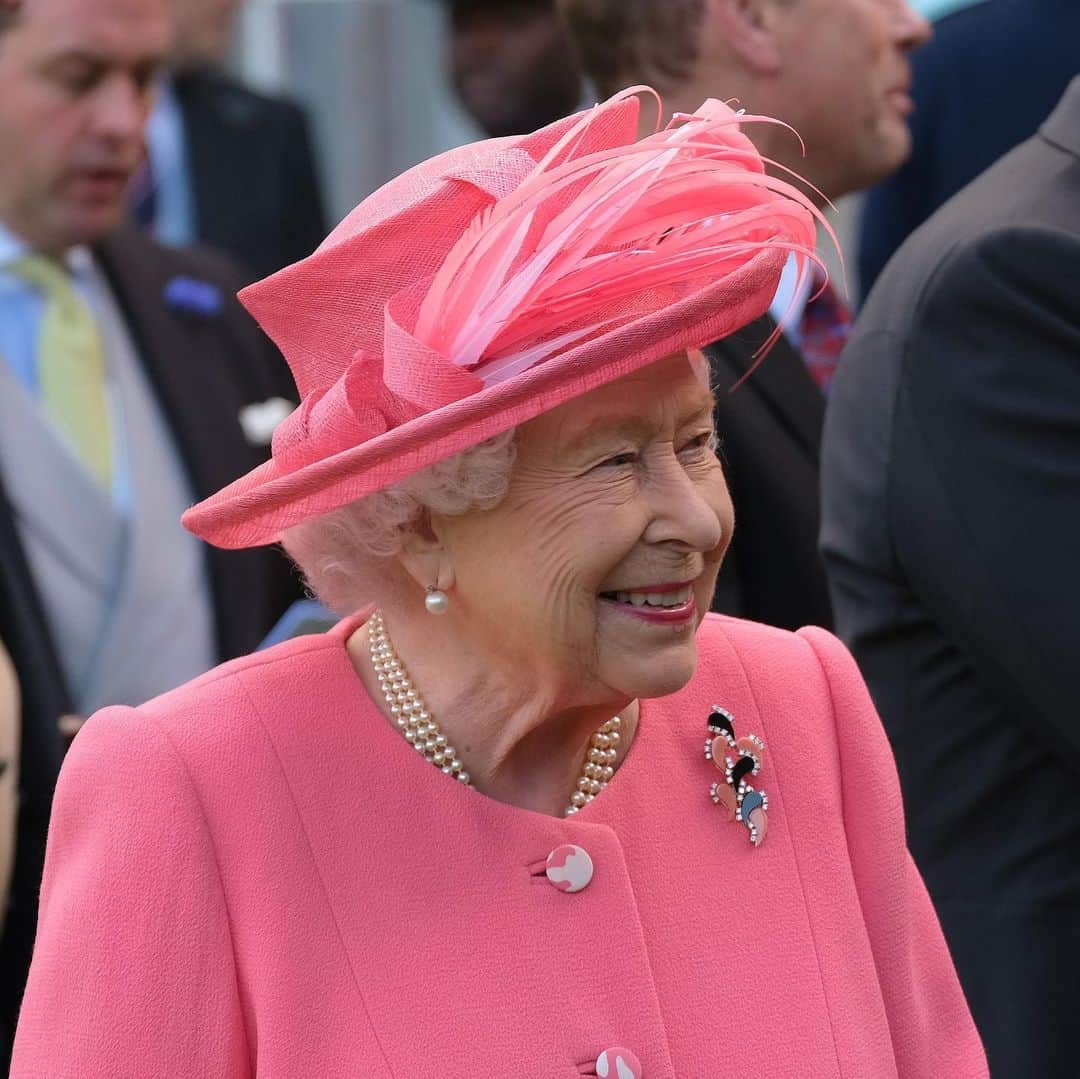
[234,0,480,229]
[224,0,982,304]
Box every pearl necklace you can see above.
[367,610,622,817]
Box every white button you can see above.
[544,844,594,893]
[597,1046,642,1078]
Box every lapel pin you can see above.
[164,275,224,318]
[704,706,769,847]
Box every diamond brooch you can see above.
[704,706,769,847]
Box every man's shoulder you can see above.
[95,226,247,292]
[92,228,269,347]
[175,67,309,130]
[91,228,294,406]
[859,128,1076,335]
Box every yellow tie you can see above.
[8,254,112,488]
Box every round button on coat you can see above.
[596,1046,643,1078]
[544,844,594,893]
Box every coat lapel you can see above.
[92,230,260,660]
[92,229,253,502]
[707,314,825,459]
[92,229,301,661]
[1041,77,1080,159]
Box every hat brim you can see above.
[183,248,783,549]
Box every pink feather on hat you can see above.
[183,88,826,550]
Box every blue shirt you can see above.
[915,0,989,20]
[769,252,814,351]
[0,222,105,396]
[145,75,197,246]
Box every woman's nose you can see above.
[642,460,726,554]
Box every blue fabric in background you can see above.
[258,599,336,649]
[858,0,1080,301]
[913,0,989,21]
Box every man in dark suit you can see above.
[821,79,1080,1077]
[0,0,299,1060]
[135,0,327,279]
[858,0,1080,298]
[559,0,930,630]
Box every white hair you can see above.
[281,431,517,614]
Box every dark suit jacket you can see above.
[858,0,1080,299]
[0,228,301,1064]
[706,317,833,632]
[821,79,1080,1078]
[175,68,328,282]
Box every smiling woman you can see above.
[12,88,987,1078]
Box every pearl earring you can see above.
[425,587,450,615]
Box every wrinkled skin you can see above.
[433,352,730,708]
[361,352,733,815]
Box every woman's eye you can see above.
[596,451,638,469]
[679,432,716,455]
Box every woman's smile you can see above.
[598,581,699,625]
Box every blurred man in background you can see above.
[0,0,299,1059]
[134,0,327,279]
[560,0,930,630]
[445,0,584,137]
[822,77,1080,1077]
[859,0,1080,297]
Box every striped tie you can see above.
[799,270,853,395]
[8,255,112,487]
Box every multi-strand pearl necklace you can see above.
[367,610,622,817]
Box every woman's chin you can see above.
[604,649,698,701]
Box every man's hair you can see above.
[558,0,706,97]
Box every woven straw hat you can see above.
[183,88,819,549]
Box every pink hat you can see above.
[183,88,820,549]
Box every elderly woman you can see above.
[12,91,986,1078]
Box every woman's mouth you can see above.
[598,584,698,624]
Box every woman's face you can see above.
[432,353,733,706]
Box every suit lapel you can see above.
[707,314,825,458]
[1041,77,1080,159]
[92,229,251,501]
[92,229,300,661]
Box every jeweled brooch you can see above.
[704,706,769,847]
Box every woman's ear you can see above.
[704,0,784,76]
[397,510,457,599]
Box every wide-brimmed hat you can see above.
[183,88,819,550]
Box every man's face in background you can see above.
[0,0,170,254]
[758,0,931,198]
[449,1,583,138]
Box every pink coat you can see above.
[12,614,987,1077]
